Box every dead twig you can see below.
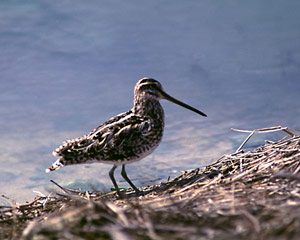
[231,125,297,153]
[50,179,81,194]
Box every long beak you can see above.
[160,90,207,117]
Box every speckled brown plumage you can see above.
[46,78,206,198]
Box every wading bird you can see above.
[46,78,206,198]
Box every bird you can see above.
[46,78,206,198]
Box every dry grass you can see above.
[1,127,300,240]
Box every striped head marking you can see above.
[134,78,164,100]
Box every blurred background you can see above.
[0,0,299,203]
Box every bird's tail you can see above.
[45,159,64,173]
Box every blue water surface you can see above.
[0,0,299,202]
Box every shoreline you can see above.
[1,129,300,239]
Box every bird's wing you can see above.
[53,110,153,162]
[88,113,153,160]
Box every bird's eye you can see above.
[145,88,158,96]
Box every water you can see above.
[0,0,299,203]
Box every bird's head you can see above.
[134,78,164,101]
[134,78,207,117]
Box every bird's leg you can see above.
[121,164,141,194]
[109,164,123,198]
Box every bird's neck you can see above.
[133,97,164,120]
